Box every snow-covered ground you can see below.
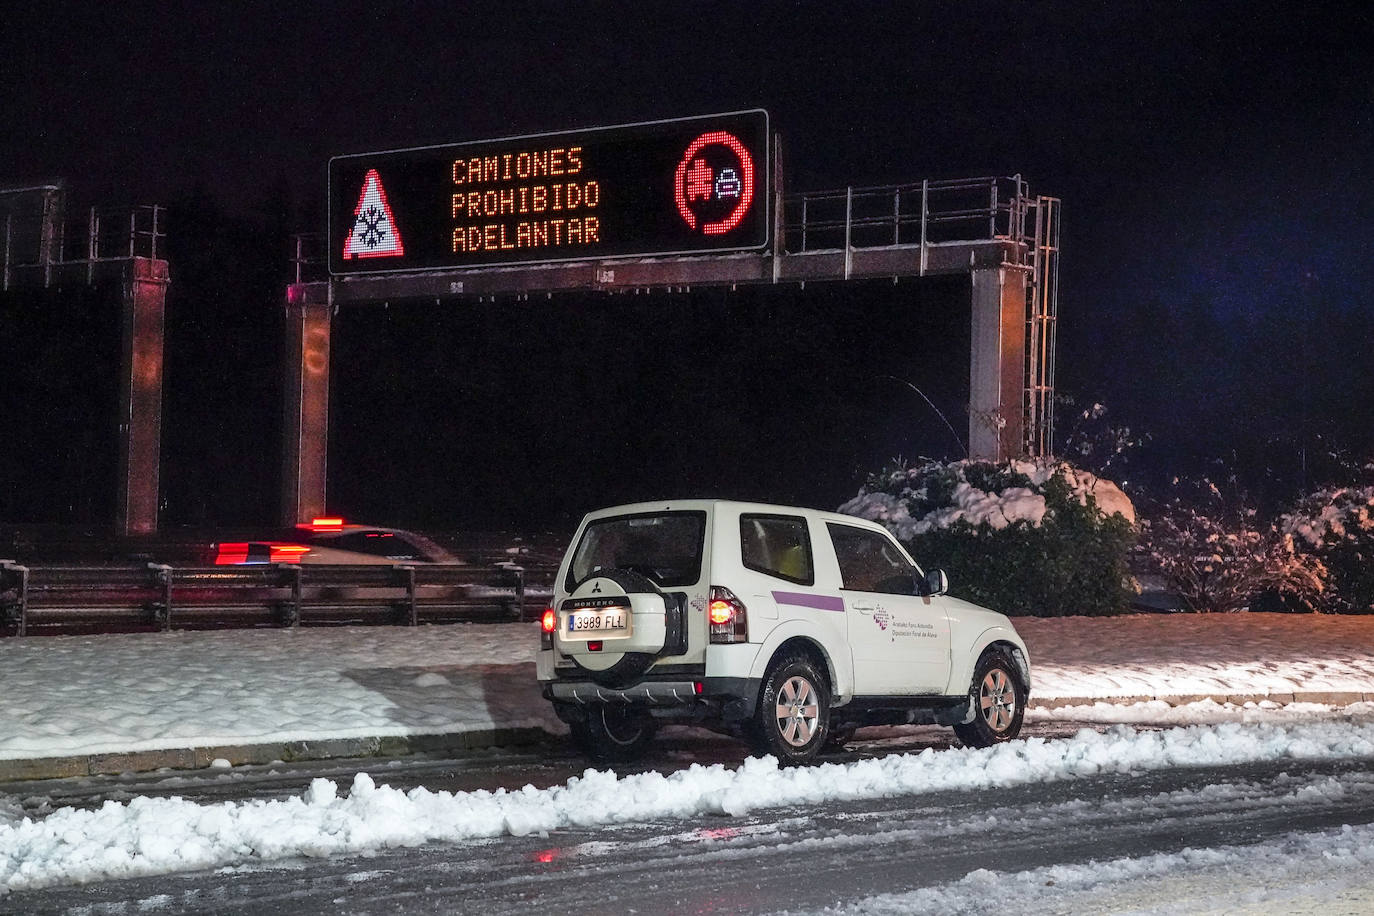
[1,613,1371,763]
[1018,613,1374,699]
[1,613,1372,900]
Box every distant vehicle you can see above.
[212,518,460,566]
[538,500,1031,764]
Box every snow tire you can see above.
[749,652,830,765]
[952,649,1026,748]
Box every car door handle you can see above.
[850,601,876,613]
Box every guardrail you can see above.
[0,561,525,637]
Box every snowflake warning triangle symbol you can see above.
[343,169,405,259]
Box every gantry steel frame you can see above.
[283,165,1059,525]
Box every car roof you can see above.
[581,499,888,533]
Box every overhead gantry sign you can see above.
[328,110,770,274]
[285,113,1059,526]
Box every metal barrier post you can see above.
[149,563,173,630]
[282,565,302,628]
[401,565,417,626]
[2,562,30,637]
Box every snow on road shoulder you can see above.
[4,720,1374,893]
[0,613,1370,765]
[0,625,560,761]
[805,822,1374,915]
[1015,613,1374,698]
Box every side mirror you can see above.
[923,568,949,597]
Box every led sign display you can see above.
[329,110,770,275]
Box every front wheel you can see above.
[749,653,830,764]
[952,650,1026,748]
[569,704,657,763]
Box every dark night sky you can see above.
[3,2,1372,528]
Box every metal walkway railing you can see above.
[1,186,166,290]
[784,175,1059,456]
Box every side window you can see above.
[740,514,815,586]
[826,524,918,595]
[331,531,422,560]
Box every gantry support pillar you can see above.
[116,257,170,535]
[281,282,332,525]
[968,266,1028,461]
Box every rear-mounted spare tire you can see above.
[566,568,667,688]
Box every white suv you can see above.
[537,500,1031,764]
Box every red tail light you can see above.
[708,586,748,644]
[540,606,556,650]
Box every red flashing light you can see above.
[214,543,249,565]
[540,608,557,633]
[270,544,310,563]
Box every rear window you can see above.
[328,531,426,561]
[740,514,814,585]
[566,511,706,590]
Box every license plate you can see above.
[567,609,628,633]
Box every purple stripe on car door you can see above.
[771,591,845,613]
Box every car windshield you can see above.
[566,511,706,589]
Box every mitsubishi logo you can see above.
[591,581,602,594]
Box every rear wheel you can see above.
[749,653,830,764]
[952,650,1026,748]
[569,703,657,763]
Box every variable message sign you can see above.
[329,110,770,275]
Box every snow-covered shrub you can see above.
[840,458,1136,617]
[1283,486,1374,613]
[1146,479,1326,613]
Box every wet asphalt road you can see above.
[4,725,1374,915]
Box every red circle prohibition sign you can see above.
[674,131,756,235]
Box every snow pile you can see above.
[840,458,1134,540]
[810,822,1374,915]
[4,720,1374,892]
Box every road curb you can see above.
[0,727,551,784]
[2,691,1370,783]
[1027,690,1372,710]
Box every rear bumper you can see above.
[542,675,761,721]
[547,680,701,705]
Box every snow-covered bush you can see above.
[1283,486,1374,613]
[840,458,1137,617]
[1146,479,1326,613]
